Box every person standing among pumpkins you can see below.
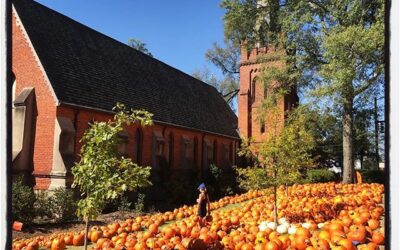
[197,183,211,227]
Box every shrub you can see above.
[34,190,55,222]
[359,169,385,184]
[162,169,199,206]
[51,188,77,222]
[133,193,145,213]
[306,168,338,183]
[206,164,238,198]
[12,177,36,224]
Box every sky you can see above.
[35,0,226,77]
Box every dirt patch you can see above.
[12,211,142,240]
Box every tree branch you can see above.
[209,56,239,75]
[305,0,329,14]
[354,68,383,96]
[226,89,240,103]
[223,88,240,98]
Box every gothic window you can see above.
[157,140,164,156]
[251,78,256,104]
[204,140,213,164]
[168,132,174,167]
[117,130,129,156]
[135,128,143,165]
[213,140,218,164]
[260,120,265,134]
[181,136,193,169]
[152,131,165,169]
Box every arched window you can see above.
[251,78,256,104]
[260,119,265,134]
[135,128,143,165]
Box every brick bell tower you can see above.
[238,45,298,143]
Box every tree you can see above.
[128,38,153,57]
[72,103,153,250]
[237,106,315,224]
[221,0,384,183]
[192,40,240,110]
[192,68,238,110]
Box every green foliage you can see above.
[237,107,315,190]
[127,38,153,57]
[13,183,77,224]
[221,0,385,183]
[162,170,199,205]
[290,105,343,168]
[205,164,238,198]
[12,178,36,224]
[72,103,153,220]
[234,165,270,191]
[306,169,338,183]
[133,193,146,213]
[359,169,385,184]
[117,196,133,212]
[51,188,78,222]
[221,0,281,46]
[34,190,54,222]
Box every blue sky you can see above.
[36,0,226,77]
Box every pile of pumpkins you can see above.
[12,183,385,250]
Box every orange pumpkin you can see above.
[371,231,385,245]
[72,234,84,246]
[51,238,66,250]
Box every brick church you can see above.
[12,0,296,190]
[11,0,239,189]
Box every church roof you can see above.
[13,0,239,138]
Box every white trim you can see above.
[12,5,59,105]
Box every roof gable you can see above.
[13,0,239,138]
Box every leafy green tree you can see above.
[221,0,384,183]
[128,38,153,57]
[237,106,315,224]
[72,103,153,250]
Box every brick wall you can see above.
[12,11,58,189]
[238,45,298,144]
[57,105,238,185]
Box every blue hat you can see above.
[198,183,206,190]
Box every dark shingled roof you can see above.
[13,0,239,138]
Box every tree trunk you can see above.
[84,216,89,250]
[342,97,354,184]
